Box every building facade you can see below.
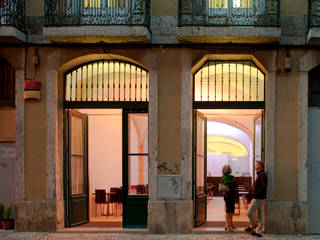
[0,0,320,234]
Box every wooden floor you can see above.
[86,196,249,229]
[207,196,249,222]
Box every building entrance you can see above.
[194,109,264,229]
[192,59,266,228]
[63,60,149,228]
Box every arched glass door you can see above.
[193,60,265,227]
[64,60,149,228]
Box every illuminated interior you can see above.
[194,61,264,102]
[207,135,248,156]
[65,60,149,102]
[208,0,252,8]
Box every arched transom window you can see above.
[194,60,265,102]
[65,60,149,102]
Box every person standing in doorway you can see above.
[221,165,238,232]
[245,161,268,237]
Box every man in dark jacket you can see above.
[245,161,268,237]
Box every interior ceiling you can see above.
[198,109,261,116]
[207,136,248,157]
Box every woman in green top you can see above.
[221,164,238,232]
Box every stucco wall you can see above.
[158,49,182,175]
[10,46,309,233]
[281,0,308,16]
[25,48,48,200]
[26,0,44,16]
[275,72,299,201]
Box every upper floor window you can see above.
[208,0,252,9]
[83,0,127,8]
[0,59,15,108]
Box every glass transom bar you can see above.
[194,60,265,102]
[65,60,149,102]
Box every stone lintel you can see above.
[0,27,26,43]
[43,26,151,43]
[266,200,308,234]
[177,26,281,44]
[15,200,63,232]
[148,200,193,234]
[306,28,320,45]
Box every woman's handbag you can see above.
[219,183,230,192]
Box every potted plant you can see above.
[0,203,14,230]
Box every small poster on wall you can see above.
[158,175,181,199]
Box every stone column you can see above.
[46,48,65,230]
[148,49,193,233]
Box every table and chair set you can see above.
[93,188,123,217]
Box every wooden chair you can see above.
[95,189,107,216]
[115,188,123,215]
[109,187,119,215]
[234,190,240,215]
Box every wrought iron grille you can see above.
[309,0,320,28]
[45,0,150,28]
[0,0,25,31]
[194,61,265,102]
[179,0,279,26]
[65,60,149,102]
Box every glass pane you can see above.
[65,61,149,102]
[196,115,205,195]
[233,0,251,8]
[196,156,205,195]
[129,113,148,154]
[84,0,102,8]
[71,116,84,155]
[128,155,148,195]
[254,115,262,161]
[71,156,84,194]
[197,116,204,155]
[194,61,264,102]
[208,0,227,8]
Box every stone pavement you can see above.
[1,231,320,240]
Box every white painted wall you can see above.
[78,109,122,194]
[207,154,228,176]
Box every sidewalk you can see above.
[1,231,320,240]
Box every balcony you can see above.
[44,0,151,43]
[0,0,26,42]
[307,0,320,44]
[178,0,281,43]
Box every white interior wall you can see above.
[78,109,122,194]
[202,110,263,178]
[129,114,148,186]
[207,154,228,176]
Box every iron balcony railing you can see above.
[309,0,320,28]
[45,0,150,29]
[0,0,25,31]
[179,0,280,26]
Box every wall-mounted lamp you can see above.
[283,50,291,72]
[32,49,40,67]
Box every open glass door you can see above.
[64,109,89,227]
[253,110,265,178]
[123,109,148,228]
[194,110,207,226]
